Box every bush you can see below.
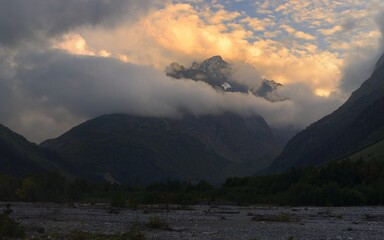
[0,204,25,238]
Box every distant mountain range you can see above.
[1,111,282,185]
[0,56,289,185]
[266,53,384,173]
[40,113,282,185]
[166,55,287,102]
[3,54,384,185]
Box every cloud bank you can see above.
[0,0,383,143]
[0,49,343,142]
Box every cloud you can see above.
[318,26,343,36]
[73,3,343,96]
[240,16,275,32]
[1,50,291,141]
[205,9,241,24]
[0,52,16,121]
[374,2,384,53]
[0,0,161,47]
[230,62,264,90]
[294,31,316,41]
[2,46,348,143]
[276,83,345,127]
[0,0,383,144]
[338,2,384,95]
[338,45,382,95]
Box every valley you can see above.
[1,1,384,239]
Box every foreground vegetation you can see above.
[0,204,25,238]
[1,159,384,206]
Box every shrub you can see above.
[0,204,25,238]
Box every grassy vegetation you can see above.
[348,139,384,162]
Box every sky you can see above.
[0,0,384,143]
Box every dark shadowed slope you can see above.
[267,53,384,173]
[0,124,62,176]
[41,113,282,185]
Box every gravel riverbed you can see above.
[2,202,384,240]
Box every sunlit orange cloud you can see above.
[52,3,349,96]
[52,34,111,57]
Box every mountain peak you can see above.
[165,56,287,101]
[200,55,228,73]
[256,80,287,102]
[205,55,224,62]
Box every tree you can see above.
[0,174,18,201]
[16,177,39,201]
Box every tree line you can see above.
[1,158,384,206]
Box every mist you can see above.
[0,46,348,142]
[338,3,384,96]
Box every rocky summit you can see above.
[166,56,287,102]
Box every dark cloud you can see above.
[14,51,264,118]
[0,54,15,121]
[375,7,384,55]
[15,51,165,118]
[338,7,384,95]
[0,0,158,46]
[339,51,381,94]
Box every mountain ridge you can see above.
[0,123,63,176]
[41,112,282,185]
[266,53,384,173]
